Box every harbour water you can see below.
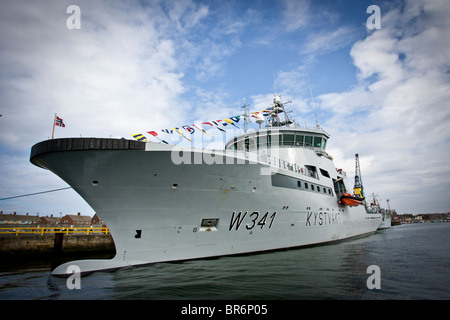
[0,222,449,301]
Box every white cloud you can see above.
[301,26,358,56]
[164,0,209,31]
[282,0,311,32]
[0,1,191,149]
[317,0,450,213]
[351,30,405,90]
[0,0,210,215]
[1,0,449,216]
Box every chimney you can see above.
[14,212,16,216]
[77,212,81,216]
[51,214,53,217]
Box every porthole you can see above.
[91,180,99,186]
[172,183,179,189]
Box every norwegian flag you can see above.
[55,116,65,127]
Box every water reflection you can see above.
[1,223,450,300]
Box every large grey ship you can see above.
[30,95,382,276]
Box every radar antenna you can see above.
[267,94,293,127]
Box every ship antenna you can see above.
[241,98,249,133]
[307,73,318,127]
[273,72,278,96]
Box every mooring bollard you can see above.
[54,232,64,255]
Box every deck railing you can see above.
[260,154,319,179]
[0,227,109,236]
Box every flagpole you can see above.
[51,113,56,139]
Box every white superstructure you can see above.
[30,96,382,276]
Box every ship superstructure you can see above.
[30,95,382,276]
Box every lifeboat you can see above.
[339,194,364,207]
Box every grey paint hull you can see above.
[31,138,382,276]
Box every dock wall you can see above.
[0,233,115,256]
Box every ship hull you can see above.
[30,138,382,276]
[378,215,392,229]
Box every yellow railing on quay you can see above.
[0,227,109,236]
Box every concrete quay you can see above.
[0,233,115,257]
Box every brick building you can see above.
[0,212,39,225]
[60,212,91,226]
[91,213,104,226]
[39,215,61,225]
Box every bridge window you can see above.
[282,134,294,146]
[295,135,304,146]
[268,134,281,147]
[305,136,313,147]
[227,132,328,151]
[314,136,322,148]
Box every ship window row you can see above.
[297,180,334,196]
[271,173,334,196]
[228,133,327,151]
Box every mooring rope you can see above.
[0,187,72,201]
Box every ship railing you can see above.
[0,227,110,236]
[259,154,318,179]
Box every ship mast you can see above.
[268,94,293,127]
[241,98,249,133]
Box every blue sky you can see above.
[1,0,449,216]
